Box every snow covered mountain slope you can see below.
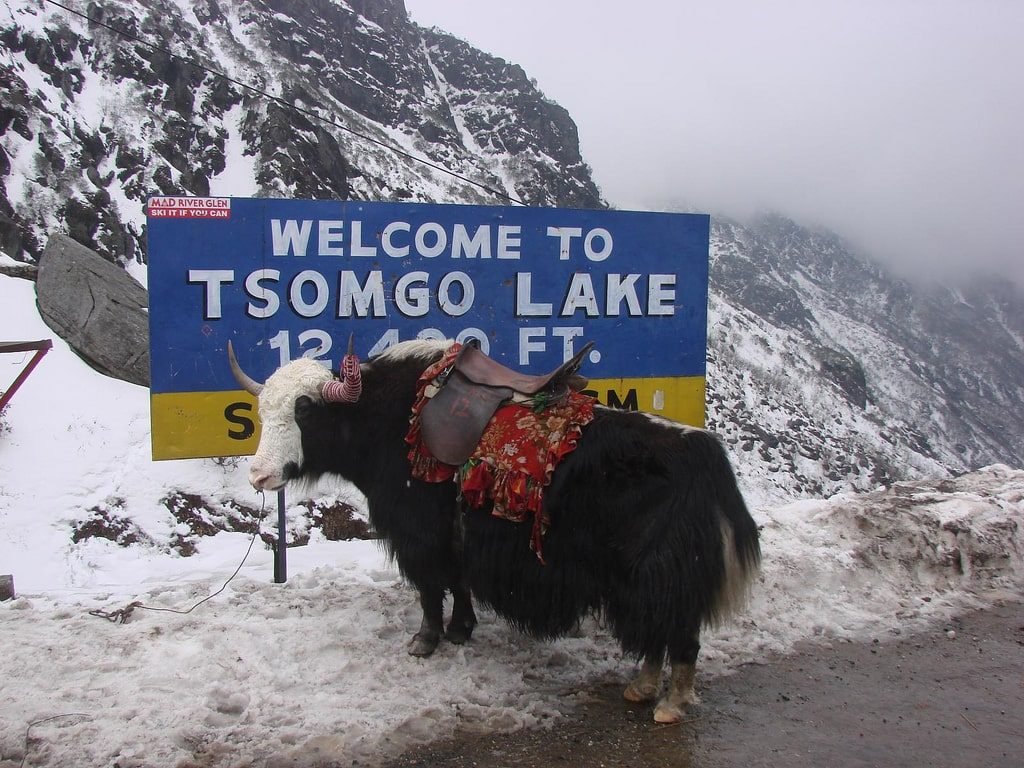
[0,0,601,263]
[708,215,1024,506]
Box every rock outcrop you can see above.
[35,234,149,386]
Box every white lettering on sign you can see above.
[515,272,675,318]
[452,225,490,258]
[191,267,676,323]
[261,324,599,370]
[187,269,234,319]
[382,221,410,257]
[648,274,677,315]
[519,327,546,365]
[268,219,522,260]
[546,226,582,260]
[319,221,344,256]
[496,225,521,259]
[546,226,612,261]
[518,326,585,365]
[209,269,480,320]
[264,325,493,368]
[268,328,333,362]
[272,219,313,256]
[562,274,601,317]
[515,272,553,316]
[349,220,377,257]
[606,273,643,316]
[415,223,447,258]
[552,326,585,358]
[585,228,613,262]
[183,212,689,383]
[245,269,280,318]
[395,271,430,317]
[338,271,387,317]
[289,270,330,317]
[438,271,474,316]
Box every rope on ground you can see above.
[21,713,93,768]
[87,492,267,623]
[88,601,142,623]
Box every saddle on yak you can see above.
[419,340,595,466]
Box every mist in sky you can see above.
[405,0,1024,287]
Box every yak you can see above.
[229,338,760,723]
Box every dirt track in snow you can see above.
[384,601,1024,768]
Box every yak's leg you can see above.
[653,661,698,723]
[623,652,664,703]
[654,627,701,723]
[408,585,444,657]
[445,582,477,645]
[445,507,476,645]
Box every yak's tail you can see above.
[706,433,761,626]
[608,428,762,658]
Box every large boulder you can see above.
[35,234,149,386]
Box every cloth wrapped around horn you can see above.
[321,334,362,403]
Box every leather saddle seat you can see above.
[419,340,594,466]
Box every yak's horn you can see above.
[321,333,362,403]
[227,340,264,396]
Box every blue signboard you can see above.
[147,197,709,459]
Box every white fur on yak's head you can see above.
[227,337,445,491]
[228,341,334,491]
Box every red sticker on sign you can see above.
[147,197,232,220]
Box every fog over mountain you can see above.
[406,0,1024,289]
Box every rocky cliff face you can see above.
[0,0,602,267]
[706,214,1024,504]
[1,0,1021,506]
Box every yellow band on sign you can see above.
[150,376,705,460]
[584,376,706,428]
[150,391,261,460]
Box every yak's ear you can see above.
[294,395,315,424]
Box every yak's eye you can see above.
[294,395,315,424]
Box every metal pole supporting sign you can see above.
[274,488,287,583]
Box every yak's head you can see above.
[228,338,363,491]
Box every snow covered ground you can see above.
[2,267,1022,767]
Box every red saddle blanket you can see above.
[406,344,596,562]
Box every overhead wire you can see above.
[38,0,527,205]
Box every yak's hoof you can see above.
[408,633,440,657]
[623,681,660,703]
[653,689,698,723]
[445,620,476,645]
[653,701,686,724]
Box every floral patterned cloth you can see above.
[406,343,596,562]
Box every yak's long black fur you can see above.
[462,408,760,659]
[287,342,760,663]
[292,345,461,598]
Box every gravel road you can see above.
[383,601,1024,768]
